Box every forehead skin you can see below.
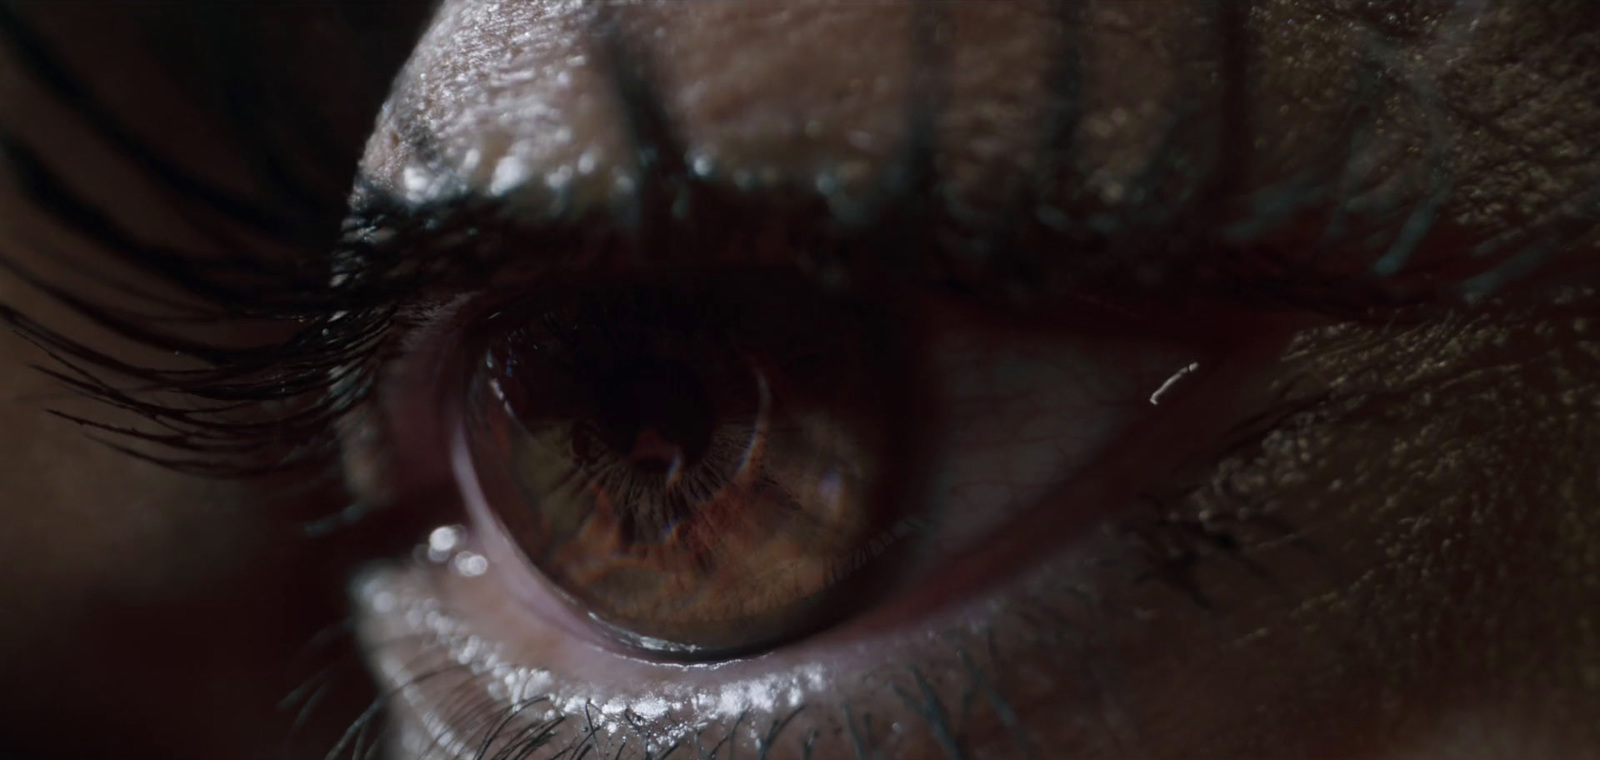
[365,0,1599,278]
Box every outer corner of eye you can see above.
[341,259,1342,760]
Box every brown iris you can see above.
[462,279,908,657]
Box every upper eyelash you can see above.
[0,4,386,478]
[0,0,1586,481]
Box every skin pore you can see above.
[0,1,1598,758]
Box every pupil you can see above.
[593,358,717,473]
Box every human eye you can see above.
[1,1,1598,759]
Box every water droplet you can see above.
[577,150,599,175]
[453,552,489,578]
[545,165,575,190]
[402,165,433,198]
[691,153,715,177]
[429,525,464,554]
[490,157,532,195]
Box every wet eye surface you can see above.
[460,276,913,657]
[319,0,1600,757]
[3,0,1599,759]
[441,267,1249,670]
[352,262,1279,757]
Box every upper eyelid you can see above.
[341,15,1325,320]
[352,1,1569,317]
[0,1,1590,480]
[360,0,1600,315]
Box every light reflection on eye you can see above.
[448,270,1239,658]
[347,260,1275,758]
[458,276,912,659]
[316,1,1600,759]
[0,0,1595,757]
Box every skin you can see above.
[0,5,430,757]
[0,1,1597,758]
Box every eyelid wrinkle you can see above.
[346,2,1524,323]
[589,1,695,243]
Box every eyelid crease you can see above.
[339,174,1453,328]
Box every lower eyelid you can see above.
[352,520,1136,760]
[346,259,1328,756]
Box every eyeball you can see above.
[456,276,914,658]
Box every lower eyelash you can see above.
[346,562,1072,760]
[346,292,1600,759]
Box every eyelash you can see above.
[9,0,1587,492]
[0,2,1568,512]
[7,7,1598,759]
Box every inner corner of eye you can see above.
[419,278,1243,661]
